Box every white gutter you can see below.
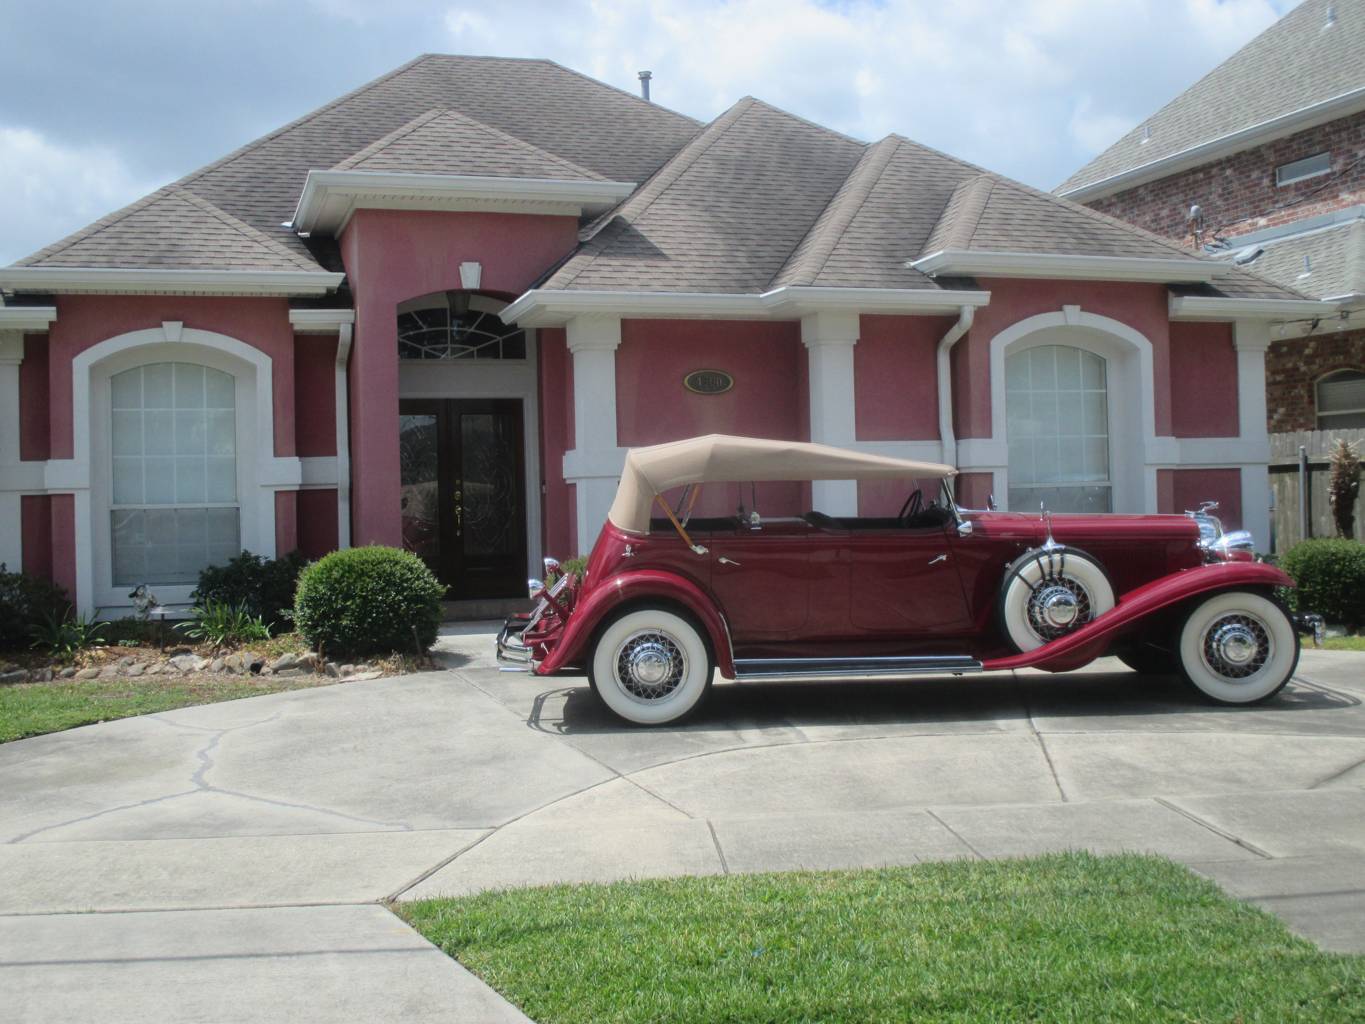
[500,285,992,326]
[910,249,1229,284]
[936,306,974,471]
[1168,294,1340,321]
[1058,86,1365,203]
[0,268,344,297]
[292,170,638,235]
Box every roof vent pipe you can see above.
[638,70,652,101]
[937,305,975,472]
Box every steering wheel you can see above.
[898,488,924,523]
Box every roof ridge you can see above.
[772,135,900,288]
[924,174,996,254]
[555,98,757,288]
[742,95,868,147]
[332,106,608,180]
[175,190,319,270]
[538,58,704,128]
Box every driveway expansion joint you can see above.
[1154,797,1274,859]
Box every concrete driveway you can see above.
[4,628,1365,1022]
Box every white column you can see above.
[801,311,859,515]
[1234,320,1272,550]
[0,331,24,570]
[334,324,353,549]
[564,315,625,549]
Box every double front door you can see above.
[398,398,527,599]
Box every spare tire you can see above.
[998,545,1115,653]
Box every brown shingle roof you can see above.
[547,98,865,293]
[16,188,320,272]
[333,108,606,180]
[1059,0,1365,196]
[14,55,700,271]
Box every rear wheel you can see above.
[588,608,713,725]
[1176,591,1298,705]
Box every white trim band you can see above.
[0,268,344,297]
[910,249,1228,284]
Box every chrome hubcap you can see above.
[1026,576,1092,641]
[1202,613,1272,680]
[616,630,686,701]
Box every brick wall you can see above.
[1266,327,1365,432]
[1085,109,1365,245]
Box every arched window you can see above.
[109,362,240,585]
[1006,344,1112,513]
[1316,369,1365,429]
[397,292,526,360]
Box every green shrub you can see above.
[192,550,307,630]
[177,601,272,648]
[0,564,71,650]
[1281,538,1365,626]
[293,546,444,657]
[29,609,107,657]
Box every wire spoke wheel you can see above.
[1200,612,1272,681]
[614,629,687,702]
[1026,574,1094,642]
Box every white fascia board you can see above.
[0,268,344,297]
[0,306,57,330]
[1058,86,1365,202]
[501,286,993,326]
[289,308,357,333]
[910,249,1227,284]
[1167,294,1339,321]
[292,170,637,234]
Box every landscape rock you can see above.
[58,667,76,679]
[339,664,357,678]
[324,662,341,678]
[124,663,144,678]
[169,654,208,673]
[33,668,54,682]
[269,652,303,673]
[97,666,122,680]
[209,658,225,673]
[0,669,29,685]
[348,670,383,682]
[273,668,304,678]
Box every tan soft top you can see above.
[607,434,956,533]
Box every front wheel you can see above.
[588,608,714,725]
[1176,591,1298,705]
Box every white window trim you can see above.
[1275,151,1331,187]
[1315,369,1365,427]
[69,326,301,617]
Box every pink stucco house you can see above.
[0,56,1332,616]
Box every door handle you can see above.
[718,556,741,566]
[453,485,463,536]
[928,553,948,565]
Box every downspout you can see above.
[936,305,974,471]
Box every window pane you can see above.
[174,364,204,408]
[112,508,240,586]
[144,458,176,504]
[143,364,174,407]
[205,368,235,409]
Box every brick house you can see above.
[1058,0,1365,436]
[0,55,1326,616]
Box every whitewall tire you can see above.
[1176,591,1298,705]
[999,547,1115,653]
[588,608,714,725]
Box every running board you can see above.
[732,655,982,680]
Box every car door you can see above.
[707,520,827,645]
[846,523,974,635]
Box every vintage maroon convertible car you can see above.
[499,435,1301,725]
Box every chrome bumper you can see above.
[495,617,534,671]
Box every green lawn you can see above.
[0,673,336,743]
[401,853,1365,1024]
[1323,635,1365,651]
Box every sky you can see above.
[0,0,1301,266]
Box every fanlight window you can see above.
[1006,345,1112,514]
[397,292,526,360]
[1316,369,1365,429]
[109,363,240,586]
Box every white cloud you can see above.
[440,0,1289,189]
[0,126,156,264]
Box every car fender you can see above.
[534,570,736,677]
[983,560,1293,673]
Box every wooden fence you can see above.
[1269,429,1365,553]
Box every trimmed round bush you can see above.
[293,546,445,657]
[1280,538,1365,627]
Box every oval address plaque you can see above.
[683,369,734,395]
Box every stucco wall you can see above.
[1168,321,1239,437]
[1158,467,1243,530]
[854,314,948,441]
